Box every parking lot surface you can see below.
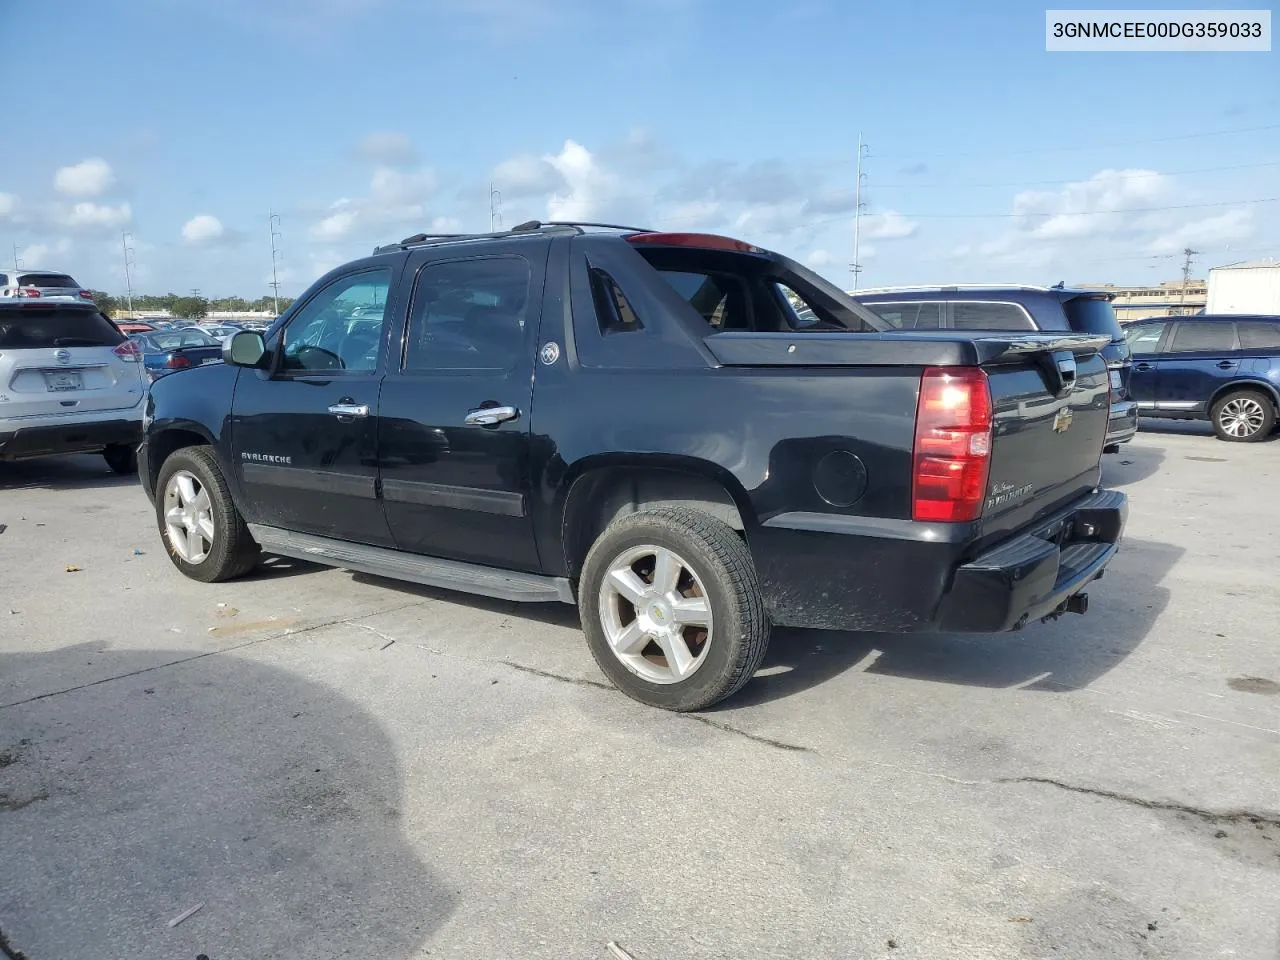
[2,422,1278,960]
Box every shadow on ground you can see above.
[351,572,583,629]
[0,644,453,960]
[725,536,1184,708]
[0,453,139,493]
[1102,442,1165,488]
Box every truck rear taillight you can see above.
[912,367,992,523]
[112,341,141,362]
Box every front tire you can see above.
[579,506,770,712]
[155,446,260,582]
[1211,389,1275,442]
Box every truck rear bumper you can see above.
[751,489,1127,634]
[934,489,1127,632]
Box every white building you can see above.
[1206,259,1280,315]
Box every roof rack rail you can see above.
[850,283,1061,295]
[373,219,655,255]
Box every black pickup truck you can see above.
[138,222,1127,711]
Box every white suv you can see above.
[0,300,147,472]
[0,269,93,302]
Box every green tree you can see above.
[171,296,209,319]
[87,290,118,314]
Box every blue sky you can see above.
[1,0,1277,297]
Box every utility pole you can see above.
[121,233,135,318]
[850,132,869,290]
[489,183,503,233]
[12,243,22,274]
[1179,247,1200,314]
[268,212,283,315]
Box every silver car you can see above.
[0,269,94,302]
[0,300,147,472]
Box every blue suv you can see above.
[854,285,1138,452]
[1124,314,1280,442]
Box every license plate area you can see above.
[43,370,83,392]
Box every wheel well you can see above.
[561,466,747,578]
[1210,381,1280,413]
[147,429,209,488]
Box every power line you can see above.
[269,212,284,315]
[850,133,868,288]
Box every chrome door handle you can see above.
[464,405,518,426]
[328,403,370,418]
[1216,360,1237,369]
[1134,362,1153,371]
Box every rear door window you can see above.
[1236,321,1280,350]
[950,301,1036,330]
[1168,322,1237,353]
[0,306,125,349]
[403,257,531,372]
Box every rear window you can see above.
[151,330,221,350]
[0,306,125,349]
[1237,321,1280,350]
[16,273,79,288]
[864,301,943,329]
[1063,296,1124,340]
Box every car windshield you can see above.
[148,330,221,350]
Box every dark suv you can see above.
[1123,314,1280,441]
[854,286,1138,452]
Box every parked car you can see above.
[1124,314,1280,441]
[129,328,224,380]
[197,323,243,345]
[139,222,1126,711]
[853,285,1138,453]
[0,270,95,302]
[0,299,146,471]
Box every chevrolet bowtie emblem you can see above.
[1052,407,1074,433]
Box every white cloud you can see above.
[182,214,225,244]
[657,199,727,230]
[1013,169,1172,240]
[544,140,629,222]
[1147,208,1254,254]
[860,210,918,240]
[807,249,838,268]
[354,131,419,166]
[0,192,17,221]
[18,238,73,267]
[53,158,116,198]
[59,201,132,230]
[491,154,565,198]
[309,166,439,242]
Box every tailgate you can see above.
[4,345,145,416]
[978,335,1110,542]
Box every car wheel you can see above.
[579,506,770,712]
[1211,389,1276,442]
[155,446,260,582]
[103,443,138,475]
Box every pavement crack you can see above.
[0,925,29,960]
[688,715,815,753]
[1000,776,1280,827]
[0,600,431,711]
[494,659,614,690]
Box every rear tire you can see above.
[103,443,138,474]
[1211,389,1275,442]
[155,446,260,582]
[579,506,770,712]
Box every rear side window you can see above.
[16,273,79,288]
[590,268,644,334]
[1169,322,1237,353]
[0,306,125,349]
[951,301,1035,330]
[1062,297,1124,339]
[865,301,943,329]
[404,257,531,372]
[1237,321,1280,350]
[1125,323,1166,353]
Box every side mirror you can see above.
[225,330,267,367]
